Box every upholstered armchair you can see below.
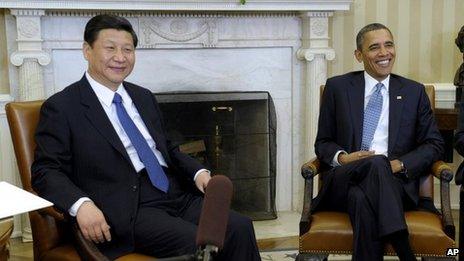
[6,101,154,261]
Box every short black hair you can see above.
[84,14,138,47]
[356,23,393,50]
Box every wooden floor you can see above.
[7,210,460,260]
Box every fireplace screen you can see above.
[155,92,277,220]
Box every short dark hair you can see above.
[84,14,138,47]
[455,25,464,53]
[356,23,392,50]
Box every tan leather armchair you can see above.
[297,85,456,260]
[6,101,154,261]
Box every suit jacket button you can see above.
[132,185,137,191]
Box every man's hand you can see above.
[338,150,375,165]
[195,170,211,193]
[76,201,111,243]
[390,159,403,174]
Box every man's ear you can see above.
[354,49,363,63]
[82,42,91,61]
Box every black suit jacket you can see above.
[31,76,205,257]
[315,71,444,205]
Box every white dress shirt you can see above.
[331,71,390,166]
[87,72,168,171]
[69,72,208,216]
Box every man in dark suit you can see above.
[312,23,444,261]
[31,14,261,260]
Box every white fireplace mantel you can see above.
[0,0,351,11]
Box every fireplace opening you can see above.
[155,91,277,220]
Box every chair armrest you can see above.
[431,161,455,239]
[72,222,110,261]
[431,161,453,182]
[35,206,109,260]
[37,207,65,221]
[300,158,321,235]
[301,158,321,179]
[27,189,66,221]
[455,161,464,185]
[439,180,455,239]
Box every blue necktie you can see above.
[361,83,384,151]
[113,93,169,192]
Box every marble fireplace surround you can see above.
[0,0,353,237]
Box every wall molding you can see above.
[431,83,456,109]
[0,1,352,11]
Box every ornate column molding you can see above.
[10,50,51,66]
[297,11,334,200]
[297,48,335,62]
[9,9,49,102]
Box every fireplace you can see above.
[156,91,277,220]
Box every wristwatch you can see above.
[399,161,405,172]
[398,160,409,178]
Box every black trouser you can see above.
[315,155,414,261]
[133,170,261,261]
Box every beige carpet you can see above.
[260,249,298,261]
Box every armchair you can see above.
[298,158,455,260]
[297,85,456,260]
[6,101,154,260]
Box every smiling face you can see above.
[83,28,135,91]
[355,29,396,81]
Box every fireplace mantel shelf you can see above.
[0,0,351,11]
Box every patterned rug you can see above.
[259,249,298,261]
[259,252,402,261]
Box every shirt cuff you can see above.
[194,169,211,181]
[69,197,92,217]
[332,150,347,167]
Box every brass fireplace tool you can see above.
[211,106,233,169]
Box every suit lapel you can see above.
[347,73,365,151]
[124,84,170,161]
[388,76,404,153]
[78,76,132,164]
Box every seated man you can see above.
[312,23,444,261]
[31,14,261,260]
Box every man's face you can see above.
[355,29,396,81]
[83,29,135,90]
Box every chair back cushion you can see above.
[5,101,43,191]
